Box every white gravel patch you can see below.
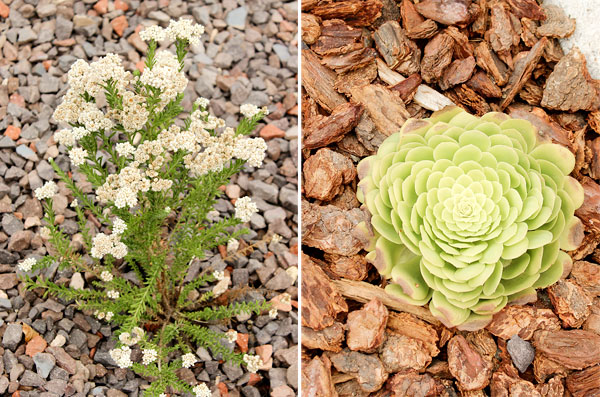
[542,0,600,79]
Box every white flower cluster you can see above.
[66,54,131,99]
[18,258,36,272]
[109,346,133,368]
[69,147,88,167]
[192,383,211,397]
[140,50,187,108]
[96,166,150,209]
[234,197,258,223]
[165,19,205,45]
[107,290,120,299]
[269,307,278,319]
[116,142,135,157]
[195,97,210,109]
[94,310,114,321]
[271,234,282,244]
[226,238,239,254]
[280,293,291,305]
[240,104,269,119]
[142,349,158,365]
[100,270,113,282]
[119,327,144,346]
[181,353,197,368]
[243,354,263,373]
[139,24,166,42]
[91,232,128,259]
[212,270,225,281]
[70,198,79,208]
[232,136,267,167]
[225,329,238,343]
[113,217,127,235]
[34,181,57,200]
[116,91,149,133]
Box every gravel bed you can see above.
[0,0,299,395]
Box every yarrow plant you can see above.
[357,107,584,330]
[22,19,273,396]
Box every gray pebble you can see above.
[33,353,56,378]
[2,323,22,351]
[507,335,535,373]
[226,7,247,29]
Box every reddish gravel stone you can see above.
[4,126,21,140]
[260,124,286,140]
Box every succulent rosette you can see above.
[357,107,584,329]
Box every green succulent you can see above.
[357,107,584,330]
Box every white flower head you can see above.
[280,293,291,305]
[105,312,114,321]
[139,24,166,42]
[225,329,238,343]
[116,142,135,157]
[142,349,158,365]
[109,346,132,368]
[40,227,51,240]
[212,270,225,281]
[100,270,113,282]
[271,234,282,244]
[94,310,105,320]
[192,383,211,397]
[181,352,197,368]
[34,181,57,200]
[195,97,210,109]
[69,147,88,166]
[165,19,205,45]
[70,198,79,208]
[18,258,37,272]
[226,238,239,254]
[54,129,75,147]
[113,217,127,235]
[240,103,266,119]
[107,290,119,299]
[243,354,263,373]
[234,197,258,223]
[269,307,278,319]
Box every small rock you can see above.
[16,144,38,161]
[69,272,85,290]
[39,75,60,93]
[7,229,33,251]
[248,180,279,203]
[19,370,45,387]
[260,124,286,140]
[2,323,23,351]
[26,335,48,357]
[33,352,55,378]
[507,335,535,373]
[226,7,247,29]
[0,273,18,289]
[4,125,21,140]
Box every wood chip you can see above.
[575,176,600,234]
[450,84,491,115]
[302,323,345,352]
[400,0,438,39]
[519,79,543,105]
[346,298,388,353]
[387,312,439,357]
[349,84,410,136]
[571,261,600,297]
[507,0,546,20]
[588,111,600,134]
[420,32,454,83]
[329,349,388,392]
[301,355,338,396]
[487,2,519,66]
[414,0,475,26]
[445,26,474,59]
[390,73,422,103]
[439,56,476,91]
[566,365,600,397]
[536,376,566,397]
[322,252,371,281]
[373,20,420,75]
[302,13,321,45]
[312,0,383,27]
[486,305,561,340]
[303,148,356,201]
[520,17,539,47]
[354,113,388,152]
[548,279,593,328]
[541,47,600,112]
[302,49,347,113]
[499,37,547,109]
[466,70,502,98]
[322,47,379,74]
[536,4,575,38]
[301,254,348,330]
[334,60,378,95]
[304,103,364,150]
[313,19,363,55]
[447,335,493,391]
[533,330,600,370]
[302,201,370,256]
[533,353,569,383]
[474,41,509,86]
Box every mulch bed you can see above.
[300,0,600,395]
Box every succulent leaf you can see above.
[357,107,584,329]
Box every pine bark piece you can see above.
[445,26,474,59]
[543,38,564,63]
[420,32,454,83]
[491,370,541,397]
[313,19,363,55]
[302,323,345,352]
[541,48,600,112]
[302,355,339,397]
[373,20,421,75]
[488,2,519,63]
[302,0,318,11]
[330,185,362,211]
[467,70,502,98]
[566,365,600,397]
[349,84,410,137]
[536,376,565,397]
[575,177,600,234]
[304,103,364,150]
[588,111,600,135]
[414,0,474,26]
[346,298,388,353]
[474,41,509,87]
[302,13,321,45]
[332,278,442,325]
[486,305,561,340]
[335,379,370,397]
[548,279,593,328]
[301,254,348,330]
[499,37,547,110]
[302,49,347,113]
[520,17,539,47]
[302,201,370,256]
[336,134,373,158]
[334,61,378,95]
[533,353,568,383]
[466,330,497,362]
[447,335,493,391]
[387,312,440,357]
[322,252,370,281]
[507,105,571,149]
[390,73,422,103]
[533,330,600,370]
[571,261,600,297]
[471,0,488,35]
[388,371,445,396]
[377,59,455,111]
[519,80,543,105]
[354,113,388,152]
[451,84,491,116]
[439,56,476,91]
[322,48,378,74]
[382,341,431,378]
[507,0,546,20]
[536,4,575,38]
[303,148,356,201]
[329,349,388,393]
[312,0,383,27]
[400,0,438,40]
